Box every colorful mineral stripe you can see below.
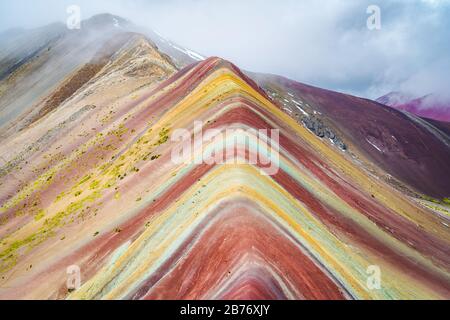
[0,56,448,300]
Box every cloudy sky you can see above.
[0,0,449,99]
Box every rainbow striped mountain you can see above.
[0,14,449,300]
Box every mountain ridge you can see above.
[0,15,449,300]
[377,91,450,123]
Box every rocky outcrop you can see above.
[301,115,347,150]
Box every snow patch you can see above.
[152,30,204,61]
[295,105,308,116]
[366,138,383,152]
[171,44,205,61]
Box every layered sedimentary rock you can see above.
[251,74,450,199]
[0,56,449,300]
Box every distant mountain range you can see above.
[0,14,449,300]
[377,91,450,122]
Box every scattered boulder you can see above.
[301,115,346,151]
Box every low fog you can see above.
[0,0,449,100]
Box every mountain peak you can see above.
[377,91,450,122]
[376,91,414,106]
[82,13,131,30]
